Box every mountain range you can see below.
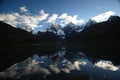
[0,15,120,72]
[0,15,120,45]
[37,19,97,40]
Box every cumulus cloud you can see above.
[0,9,49,31]
[47,13,84,25]
[0,6,84,31]
[40,10,45,15]
[20,6,28,12]
[59,13,67,19]
[92,11,115,22]
[38,10,49,21]
[48,14,58,23]
[59,13,84,25]
[0,6,84,32]
[64,15,84,25]
[0,6,117,33]
[0,13,19,27]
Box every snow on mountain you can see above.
[36,16,120,40]
[36,18,98,38]
[46,23,65,36]
[57,29,65,36]
[49,23,62,31]
[75,24,85,32]
[37,21,87,39]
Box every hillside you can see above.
[0,21,40,45]
[66,16,120,46]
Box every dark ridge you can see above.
[0,21,41,45]
[66,15,120,44]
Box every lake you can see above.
[0,44,120,80]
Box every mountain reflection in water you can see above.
[0,47,120,80]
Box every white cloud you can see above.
[38,10,49,21]
[92,11,115,22]
[40,10,45,15]
[0,9,49,31]
[47,13,84,26]
[65,15,84,25]
[48,14,58,23]
[0,6,84,32]
[20,6,28,12]
[59,13,84,25]
[0,13,19,27]
[59,13,67,19]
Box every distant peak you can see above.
[88,19,97,23]
[49,22,61,30]
[108,15,120,21]
[85,19,97,27]
[66,22,76,27]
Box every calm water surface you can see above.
[0,45,120,80]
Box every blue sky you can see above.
[0,0,120,31]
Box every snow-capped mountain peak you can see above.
[63,22,78,34]
[45,23,65,37]
[63,22,78,30]
[49,23,62,31]
[45,22,84,36]
[66,22,77,28]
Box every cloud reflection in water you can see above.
[0,48,120,80]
